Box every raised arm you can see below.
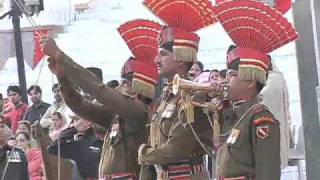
[58,75,114,128]
[56,52,147,121]
[41,37,148,123]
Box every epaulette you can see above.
[251,103,269,115]
[253,116,275,126]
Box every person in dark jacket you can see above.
[25,85,51,124]
[0,123,29,180]
[48,115,102,179]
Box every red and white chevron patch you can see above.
[256,125,270,139]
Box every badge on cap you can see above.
[226,128,240,144]
[256,125,270,139]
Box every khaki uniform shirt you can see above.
[216,97,280,180]
[55,52,149,178]
[140,85,212,180]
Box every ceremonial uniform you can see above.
[140,85,213,180]
[57,56,149,179]
[138,1,217,179]
[211,1,298,179]
[51,19,161,179]
[216,98,280,180]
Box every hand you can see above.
[40,36,60,57]
[138,143,150,164]
[40,37,64,77]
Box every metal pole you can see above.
[11,0,28,104]
[293,0,320,179]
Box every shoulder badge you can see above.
[226,128,240,144]
[256,125,270,139]
[253,116,275,126]
[109,123,120,138]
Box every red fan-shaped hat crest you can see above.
[212,0,298,85]
[118,19,161,98]
[118,19,162,65]
[143,0,216,32]
[143,0,217,62]
[215,0,292,14]
[212,0,297,54]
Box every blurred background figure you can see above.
[40,84,73,129]
[0,123,29,180]
[2,86,28,134]
[15,131,44,180]
[48,114,102,180]
[49,111,67,140]
[209,69,220,83]
[16,120,38,148]
[193,70,211,84]
[188,61,204,80]
[106,80,120,89]
[0,94,3,117]
[219,69,227,82]
[25,85,51,124]
[259,61,292,169]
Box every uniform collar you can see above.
[233,97,259,119]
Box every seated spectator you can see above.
[49,112,67,140]
[15,132,44,180]
[0,123,29,180]
[16,120,31,134]
[16,120,38,148]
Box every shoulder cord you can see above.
[177,102,214,158]
[219,103,260,138]
[159,97,180,139]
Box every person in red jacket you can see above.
[2,86,28,133]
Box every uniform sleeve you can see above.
[58,76,114,128]
[140,119,197,165]
[55,52,148,122]
[251,111,281,180]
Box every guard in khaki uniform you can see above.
[138,0,217,179]
[40,19,162,179]
[210,1,299,179]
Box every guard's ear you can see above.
[247,80,256,90]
